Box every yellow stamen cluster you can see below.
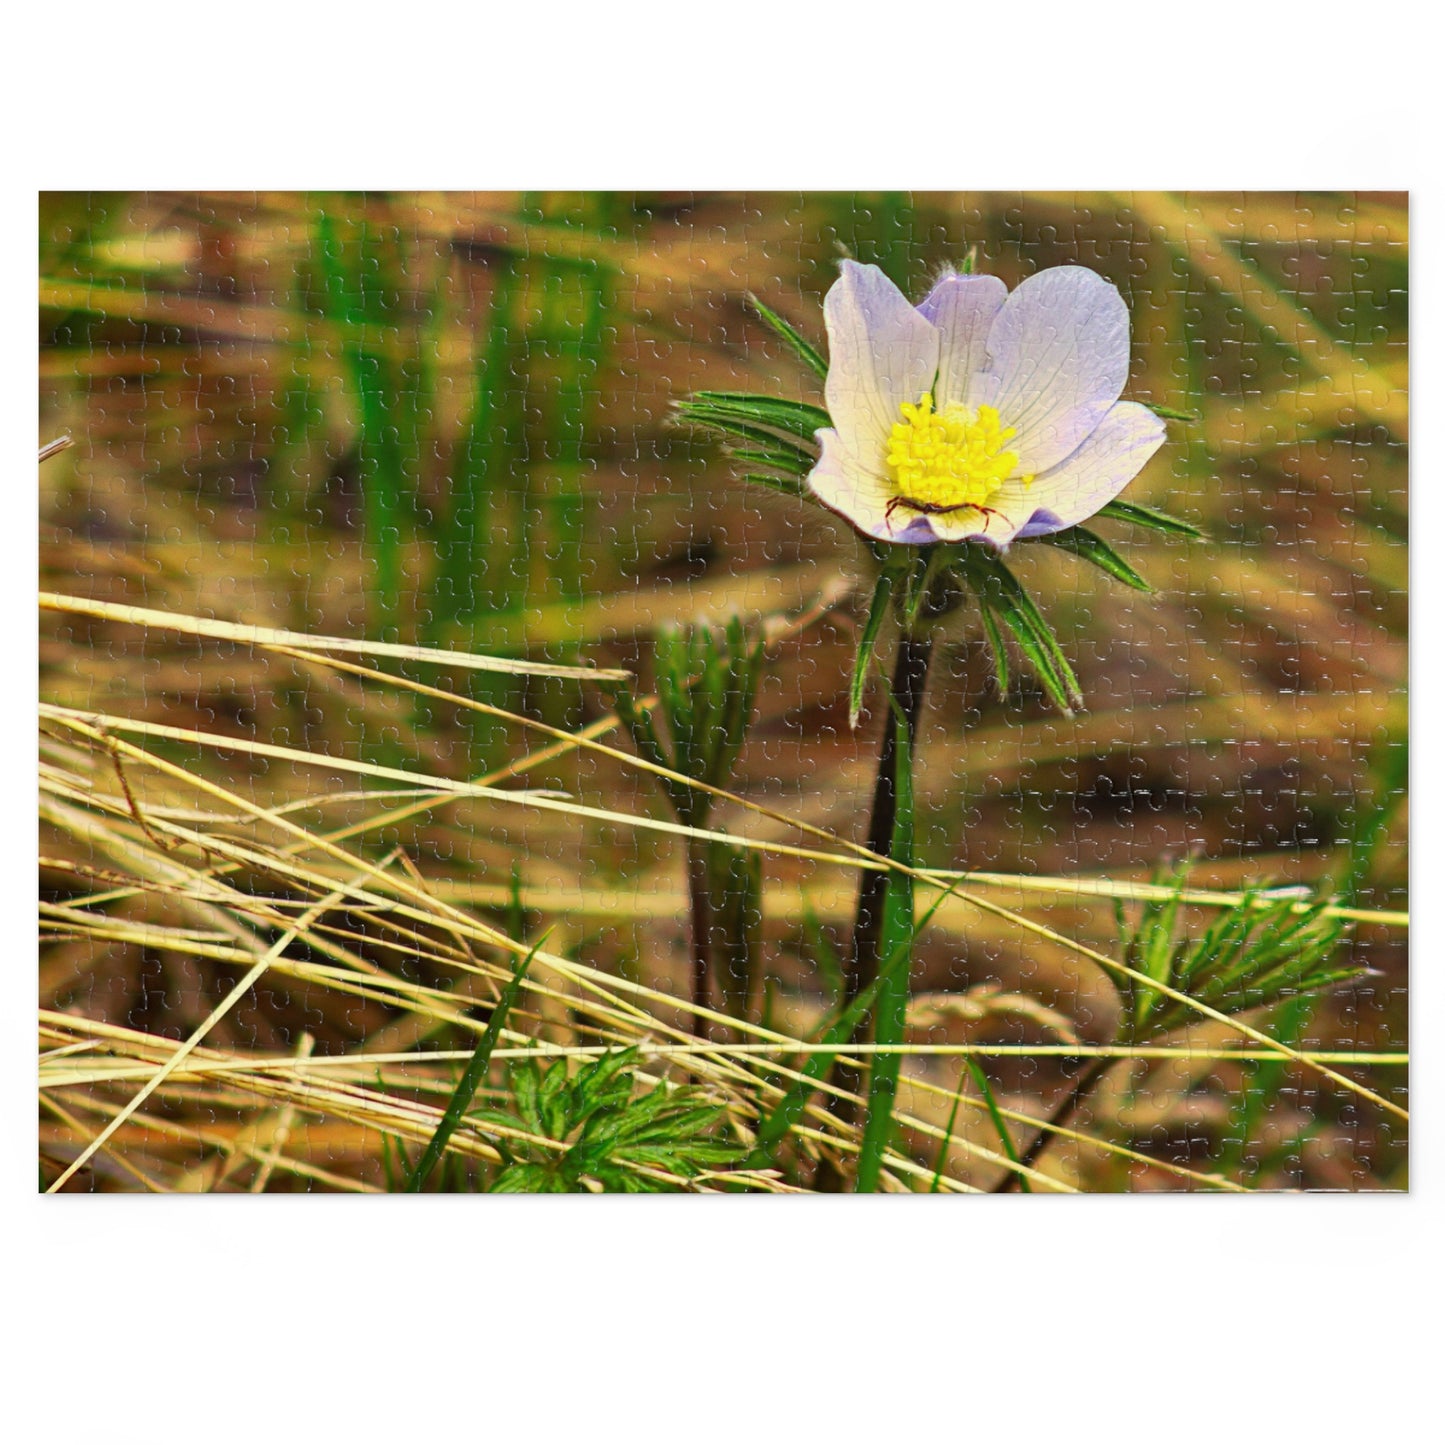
[885,392,1021,511]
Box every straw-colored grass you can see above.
[39,591,1406,1192]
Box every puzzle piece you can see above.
[38,192,1408,1195]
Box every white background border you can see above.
[7,3,1430,1439]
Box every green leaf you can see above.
[747,972,888,1167]
[738,472,809,499]
[850,574,894,729]
[960,549,1082,715]
[746,292,828,380]
[799,895,845,1007]
[1095,499,1206,539]
[965,1058,1030,1193]
[1116,866,1360,1042]
[1036,526,1154,593]
[676,404,818,457]
[509,1056,544,1135]
[316,212,412,634]
[537,1052,572,1140]
[482,1044,743,1192]
[726,443,815,479]
[1132,863,1187,1031]
[684,391,831,443]
[1339,739,1408,907]
[929,1071,968,1193]
[403,941,540,1191]
[489,1162,566,1193]
[975,593,1011,697]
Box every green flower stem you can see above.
[846,631,935,1015]
[822,627,935,1178]
[991,1055,1116,1192]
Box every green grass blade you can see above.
[749,873,967,1170]
[929,1070,968,1193]
[1340,739,1408,905]
[965,1058,1030,1193]
[315,211,409,636]
[402,942,540,1191]
[745,971,887,1167]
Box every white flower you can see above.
[807,261,1166,547]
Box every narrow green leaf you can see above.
[726,443,816,478]
[965,1058,1031,1193]
[1340,739,1408,906]
[510,1057,544,1135]
[1095,499,1206,539]
[685,391,831,442]
[707,841,764,1022]
[962,550,1081,715]
[1037,526,1154,593]
[1133,866,1186,1031]
[799,895,845,1008]
[746,292,828,380]
[434,256,520,632]
[675,406,819,459]
[748,872,968,1171]
[739,472,809,499]
[403,940,541,1191]
[316,212,409,633]
[850,574,894,729]
[975,594,1011,697]
[746,971,888,1166]
[929,1070,968,1193]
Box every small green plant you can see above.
[614,617,767,1033]
[477,1048,744,1193]
[997,862,1364,1189]
[1114,861,1358,1044]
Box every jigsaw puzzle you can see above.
[37,192,1408,1194]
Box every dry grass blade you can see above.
[39,592,630,681]
[47,873,364,1192]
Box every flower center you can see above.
[885,392,1020,511]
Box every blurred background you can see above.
[38,192,1408,1190]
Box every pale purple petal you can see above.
[983,266,1132,474]
[805,426,899,542]
[823,261,939,461]
[915,271,1008,412]
[1003,401,1166,538]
